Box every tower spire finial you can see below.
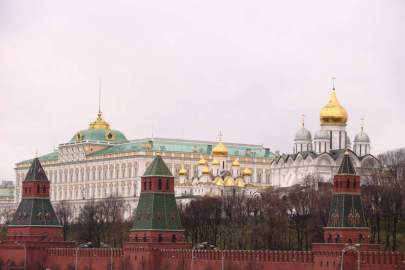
[331,77,336,90]
[361,118,364,133]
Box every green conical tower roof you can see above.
[25,157,48,181]
[131,155,183,232]
[337,151,356,175]
[143,155,173,177]
[10,158,60,227]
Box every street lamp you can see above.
[340,243,360,270]
[14,242,26,270]
[221,250,224,270]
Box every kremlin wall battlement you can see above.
[2,153,405,269]
[39,247,405,270]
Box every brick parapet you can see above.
[46,247,124,257]
[160,249,314,263]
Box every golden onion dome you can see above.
[235,177,246,188]
[212,142,228,156]
[89,112,110,129]
[232,159,240,167]
[242,167,252,176]
[320,89,348,126]
[213,177,224,186]
[212,159,220,166]
[179,165,187,176]
[224,176,235,186]
[198,158,208,166]
[202,165,211,175]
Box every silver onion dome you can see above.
[354,131,370,143]
[295,127,312,141]
[314,130,329,140]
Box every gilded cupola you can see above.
[320,89,348,126]
[212,159,220,166]
[198,158,208,166]
[212,142,228,156]
[202,165,211,175]
[89,112,110,129]
[242,167,252,176]
[232,159,240,167]
[179,165,187,176]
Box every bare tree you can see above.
[55,200,73,241]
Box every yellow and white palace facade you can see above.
[14,87,379,217]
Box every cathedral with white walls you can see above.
[270,87,378,187]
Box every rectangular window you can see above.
[158,179,162,190]
[166,179,170,190]
[148,180,152,190]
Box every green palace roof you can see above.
[69,128,128,144]
[17,138,275,165]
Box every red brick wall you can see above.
[46,248,124,270]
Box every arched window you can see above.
[358,234,363,243]
[346,179,350,188]
[148,180,152,190]
[143,181,147,191]
[37,185,40,193]
[353,180,356,188]
[143,234,147,242]
[158,234,163,242]
[171,234,176,242]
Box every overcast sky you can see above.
[1,0,404,180]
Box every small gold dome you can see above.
[198,158,208,166]
[89,112,110,129]
[212,142,228,156]
[320,89,348,126]
[242,167,252,176]
[179,165,187,176]
[213,177,224,186]
[235,177,246,188]
[224,176,235,186]
[212,159,220,166]
[232,159,240,167]
[202,165,211,175]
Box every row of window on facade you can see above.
[49,183,135,201]
[16,162,139,184]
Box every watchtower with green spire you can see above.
[323,151,370,244]
[7,158,63,242]
[128,155,190,248]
